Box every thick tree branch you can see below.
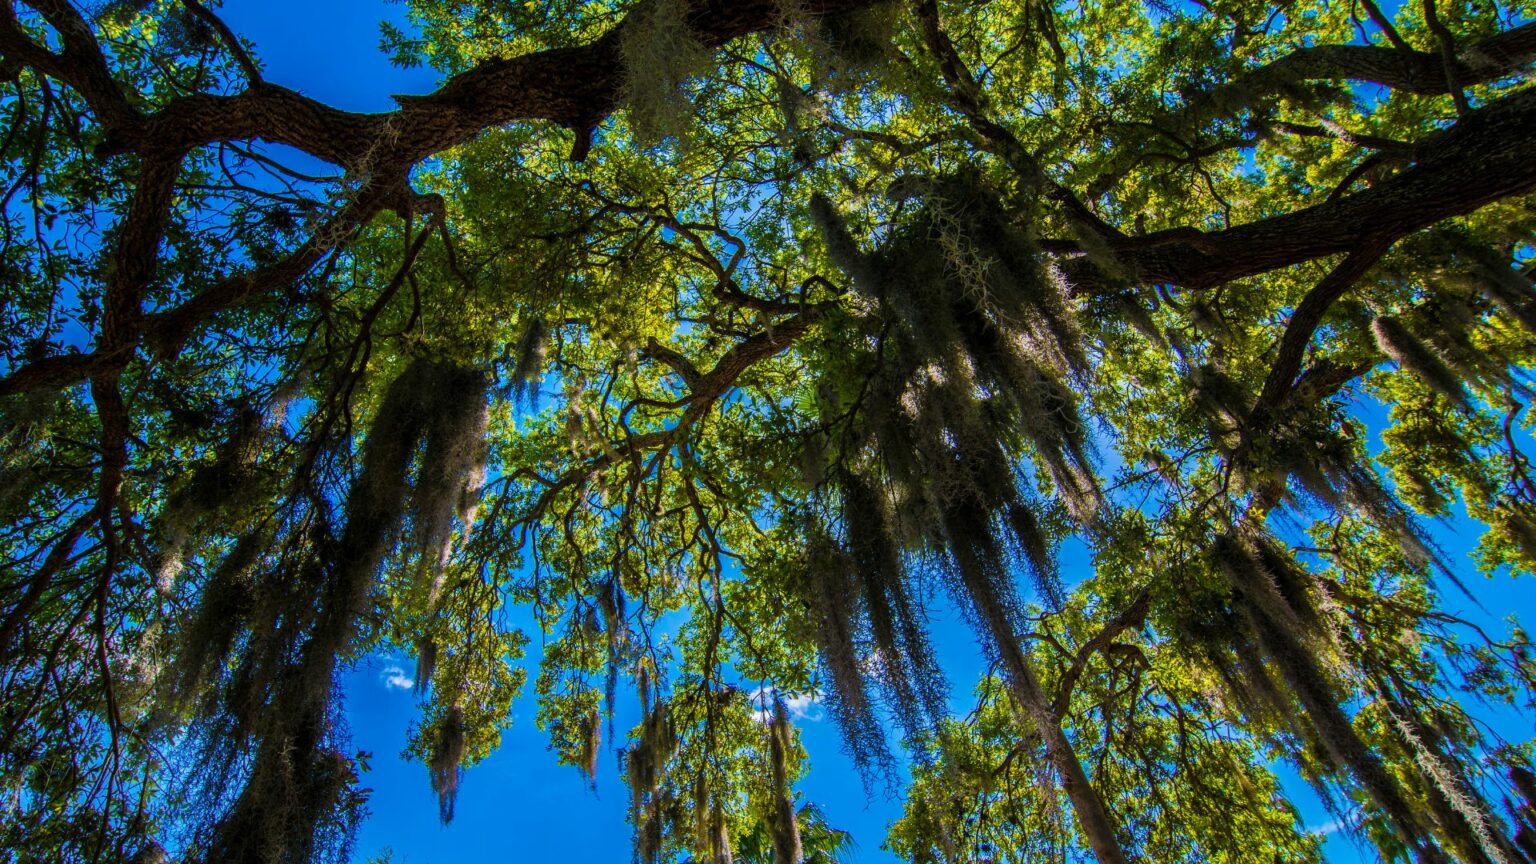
[93,0,882,165]
[643,338,704,391]
[1061,85,1536,294]
[3,0,134,126]
[0,0,878,399]
[102,154,184,346]
[1176,21,1536,125]
[1246,242,1389,427]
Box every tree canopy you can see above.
[3,0,1536,861]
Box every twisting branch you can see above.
[181,0,263,85]
[1051,590,1151,716]
[1,0,134,126]
[1247,242,1390,427]
[0,0,882,400]
[1172,21,1536,126]
[520,309,823,525]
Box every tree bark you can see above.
[1007,656,1132,864]
[965,623,1134,864]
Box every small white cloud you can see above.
[783,691,824,722]
[380,665,414,692]
[750,686,825,723]
[1311,811,1357,837]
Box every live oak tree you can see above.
[3,0,1536,862]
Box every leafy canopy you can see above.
[2,0,1536,862]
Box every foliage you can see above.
[3,0,1536,862]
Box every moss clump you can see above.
[620,0,712,146]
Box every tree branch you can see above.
[1061,85,1536,294]
[1052,590,1151,716]
[1174,21,1536,127]
[1246,242,1389,427]
[181,0,263,85]
[4,0,134,127]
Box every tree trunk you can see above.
[998,642,1131,864]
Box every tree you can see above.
[2,0,1536,861]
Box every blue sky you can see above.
[211,3,1535,862]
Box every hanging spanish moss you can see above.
[810,176,1097,532]
[511,315,548,406]
[167,529,264,709]
[1375,681,1520,864]
[808,193,879,292]
[172,357,495,864]
[199,739,360,864]
[767,699,804,864]
[335,359,437,599]
[626,701,677,813]
[1510,766,1536,859]
[801,534,892,776]
[0,393,53,513]
[1428,296,1514,395]
[1470,250,1536,334]
[619,0,711,145]
[1247,394,1457,585]
[1498,509,1536,568]
[626,700,679,864]
[1172,598,1292,728]
[415,636,438,697]
[430,705,469,824]
[190,513,365,864]
[599,575,628,722]
[579,705,602,784]
[839,469,947,738]
[412,365,490,604]
[1202,530,1471,861]
[692,770,711,851]
[189,525,361,861]
[940,495,1033,702]
[1337,466,1457,584]
[686,770,735,864]
[805,177,1100,795]
[1211,532,1323,639]
[151,406,269,594]
[1188,364,1248,455]
[637,794,666,864]
[1004,502,1063,609]
[1373,315,1472,410]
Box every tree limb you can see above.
[1061,85,1536,294]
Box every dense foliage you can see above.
[3,0,1536,861]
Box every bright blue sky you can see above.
[211,3,1534,862]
